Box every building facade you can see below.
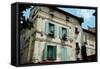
[82,29,96,61]
[20,6,96,64]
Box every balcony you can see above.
[48,31,55,38]
[62,34,68,41]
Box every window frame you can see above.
[61,27,68,40]
[48,23,55,38]
[47,45,57,61]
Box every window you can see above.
[75,42,80,60]
[45,21,57,38]
[62,28,67,40]
[49,9,54,18]
[75,27,79,34]
[48,23,55,37]
[47,46,56,61]
[66,16,69,21]
[76,43,80,54]
[89,44,94,47]
[43,44,56,61]
[59,27,68,40]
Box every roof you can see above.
[17,2,84,24]
[88,26,95,33]
[46,7,84,24]
[83,29,96,35]
[31,6,84,25]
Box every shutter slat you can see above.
[53,46,56,60]
[67,28,69,39]
[45,21,49,35]
[55,25,57,38]
[43,42,47,60]
[59,26,62,39]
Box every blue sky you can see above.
[59,8,95,29]
[22,7,95,29]
[22,6,34,20]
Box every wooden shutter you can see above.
[43,42,48,60]
[67,28,69,39]
[54,25,57,38]
[59,26,62,39]
[53,46,57,60]
[61,47,67,61]
[45,21,49,35]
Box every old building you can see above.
[20,6,84,64]
[82,28,96,61]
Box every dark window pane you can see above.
[75,27,79,34]
[48,23,55,37]
[47,46,56,61]
[62,27,67,40]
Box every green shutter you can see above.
[53,46,57,60]
[54,25,57,38]
[67,28,69,38]
[61,47,67,61]
[43,42,48,60]
[59,26,62,39]
[45,21,49,35]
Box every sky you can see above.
[22,6,96,29]
[22,6,34,20]
[59,8,95,29]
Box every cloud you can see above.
[77,9,95,19]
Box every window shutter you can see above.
[43,42,47,60]
[59,26,62,39]
[54,25,57,38]
[45,21,49,35]
[67,28,69,39]
[53,46,57,60]
[61,47,67,61]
